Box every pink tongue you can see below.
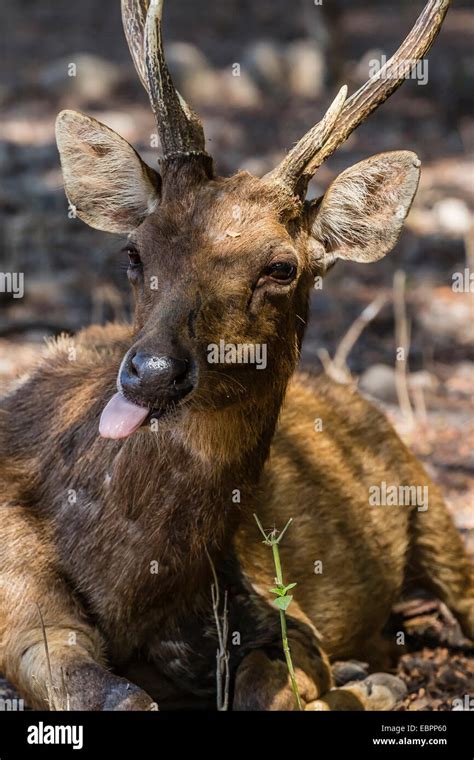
[99,392,149,439]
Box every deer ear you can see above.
[307,151,420,269]
[55,110,161,234]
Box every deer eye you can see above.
[127,250,142,269]
[126,248,143,285]
[263,260,297,284]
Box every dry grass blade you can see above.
[393,270,415,427]
[35,604,69,711]
[206,549,230,711]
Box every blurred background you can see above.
[0,0,472,709]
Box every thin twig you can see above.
[206,548,230,711]
[333,295,387,373]
[35,605,69,711]
[60,668,71,712]
[393,270,415,426]
[36,604,57,710]
[253,515,303,711]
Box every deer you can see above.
[0,0,471,711]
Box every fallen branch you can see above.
[318,295,387,383]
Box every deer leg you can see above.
[408,489,474,641]
[0,505,154,710]
[305,672,407,711]
[233,650,324,711]
[233,633,332,711]
[233,636,406,711]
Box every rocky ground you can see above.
[0,0,472,710]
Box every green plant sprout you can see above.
[253,514,303,711]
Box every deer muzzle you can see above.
[99,347,195,439]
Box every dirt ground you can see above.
[0,0,472,710]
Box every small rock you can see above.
[408,370,439,393]
[167,43,219,105]
[333,660,369,686]
[359,364,397,403]
[419,287,474,344]
[167,42,211,82]
[437,667,467,690]
[219,70,261,110]
[409,697,430,710]
[445,362,474,395]
[345,673,407,711]
[432,198,472,237]
[352,49,385,88]
[38,54,122,104]
[285,40,325,99]
[243,40,285,92]
[185,69,223,107]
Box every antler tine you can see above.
[307,0,450,174]
[264,85,348,191]
[121,0,207,161]
[268,0,451,195]
[121,0,149,92]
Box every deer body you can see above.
[1,322,471,710]
[1,0,471,710]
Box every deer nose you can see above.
[120,351,193,406]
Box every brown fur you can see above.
[0,9,471,706]
[0,167,472,709]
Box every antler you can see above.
[265,85,348,192]
[267,0,451,194]
[121,0,207,160]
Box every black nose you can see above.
[120,351,194,406]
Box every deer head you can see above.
[55,0,450,441]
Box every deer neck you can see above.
[177,391,286,475]
[89,379,286,590]
[108,376,289,534]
